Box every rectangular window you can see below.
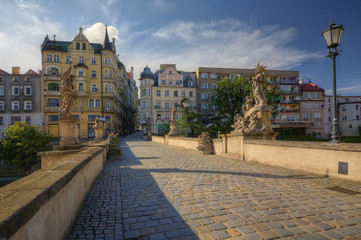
[25,86,31,95]
[201,73,208,78]
[357,105,359,110]
[201,83,208,89]
[314,112,321,119]
[141,101,146,109]
[79,56,84,64]
[315,103,322,108]
[54,55,59,63]
[11,116,21,124]
[48,98,59,107]
[169,80,173,85]
[104,57,107,64]
[201,104,209,109]
[0,101,4,110]
[210,73,217,79]
[156,103,161,109]
[156,90,161,96]
[165,103,170,109]
[181,91,186,97]
[141,89,146,97]
[0,116,3,125]
[26,116,31,124]
[12,77,19,82]
[174,91,178,97]
[106,115,111,122]
[149,101,151,109]
[165,114,170,120]
[12,86,19,95]
[104,70,107,77]
[211,84,217,89]
[314,93,320,98]
[176,81,180,85]
[109,70,112,78]
[76,43,80,49]
[66,56,71,63]
[306,93,312,98]
[91,84,97,92]
[0,86,4,96]
[24,101,32,110]
[109,84,112,93]
[82,43,86,50]
[48,115,59,122]
[78,68,84,77]
[12,101,19,110]
[89,99,94,108]
[162,80,166,85]
[342,116,347,121]
[92,71,96,78]
[91,57,96,64]
[304,103,312,109]
[201,94,208,99]
[88,115,99,121]
[79,83,84,92]
[109,57,112,64]
[189,91,193,97]
[47,54,52,62]
[95,99,100,108]
[304,112,311,119]
[165,90,169,97]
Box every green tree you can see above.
[210,76,252,133]
[0,122,52,171]
[210,75,276,134]
[177,97,204,137]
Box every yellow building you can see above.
[41,27,130,138]
[139,64,197,134]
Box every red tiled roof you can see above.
[0,69,9,74]
[300,83,324,92]
[25,69,38,75]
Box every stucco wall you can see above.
[0,145,107,240]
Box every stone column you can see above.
[59,115,80,146]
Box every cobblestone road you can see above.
[68,132,361,239]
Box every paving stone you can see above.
[67,132,361,240]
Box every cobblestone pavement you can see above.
[68,132,361,239]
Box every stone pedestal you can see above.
[94,126,103,142]
[59,115,80,146]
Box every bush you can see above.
[0,122,52,171]
[108,133,121,157]
[197,132,213,154]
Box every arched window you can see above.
[106,100,110,110]
[46,66,60,76]
[109,84,112,93]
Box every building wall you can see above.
[0,68,42,138]
[300,90,325,136]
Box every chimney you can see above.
[12,67,20,74]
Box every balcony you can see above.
[279,80,299,85]
[278,90,299,95]
[103,92,115,98]
[280,100,300,104]
[44,106,60,112]
[44,90,60,96]
[43,75,61,81]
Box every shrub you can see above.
[196,132,213,154]
[108,133,121,157]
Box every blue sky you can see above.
[1,0,361,95]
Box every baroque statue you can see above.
[60,67,76,117]
[168,108,182,136]
[252,62,267,107]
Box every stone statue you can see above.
[252,62,267,107]
[231,113,246,133]
[243,96,254,112]
[60,67,76,117]
[95,117,102,128]
[168,108,182,136]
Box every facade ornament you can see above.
[168,108,182,136]
[252,62,267,107]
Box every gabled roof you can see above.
[300,82,324,92]
[0,69,9,74]
[25,69,38,75]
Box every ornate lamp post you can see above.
[321,22,344,143]
[183,101,190,137]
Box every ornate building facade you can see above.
[41,27,137,138]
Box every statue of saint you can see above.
[95,117,102,128]
[60,67,76,116]
[252,62,267,107]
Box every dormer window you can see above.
[76,43,80,49]
[82,43,86,50]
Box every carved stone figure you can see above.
[248,112,260,132]
[60,67,76,116]
[243,96,254,112]
[95,117,102,128]
[231,113,245,133]
[168,108,182,136]
[252,62,267,107]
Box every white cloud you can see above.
[83,23,120,44]
[325,84,361,96]
[153,0,175,11]
[0,1,65,73]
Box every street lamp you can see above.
[183,101,190,137]
[321,22,344,143]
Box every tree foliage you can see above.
[176,97,204,137]
[210,76,276,134]
[0,122,52,171]
[210,76,252,133]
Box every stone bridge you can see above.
[68,132,361,240]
